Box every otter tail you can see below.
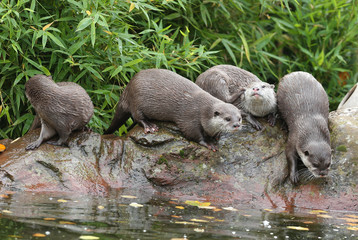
[104,104,131,134]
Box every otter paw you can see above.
[25,142,40,150]
[46,140,67,147]
[289,173,299,185]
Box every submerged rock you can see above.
[0,110,357,211]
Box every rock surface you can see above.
[0,109,357,211]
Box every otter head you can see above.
[202,102,242,138]
[241,82,277,117]
[297,141,332,178]
[25,75,55,102]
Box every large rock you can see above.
[0,109,357,211]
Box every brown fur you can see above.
[277,71,331,184]
[196,65,277,130]
[25,75,94,150]
[105,69,242,151]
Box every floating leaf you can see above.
[309,210,328,214]
[303,221,314,224]
[0,194,8,198]
[194,228,205,232]
[347,223,358,226]
[2,210,12,214]
[175,206,184,209]
[287,226,309,231]
[171,215,182,219]
[203,216,215,219]
[339,218,358,223]
[33,233,46,237]
[129,202,143,208]
[222,207,238,211]
[347,227,358,231]
[121,195,137,199]
[345,215,358,219]
[264,209,273,212]
[243,215,252,217]
[190,219,209,223]
[317,214,333,219]
[197,206,216,210]
[43,218,56,221]
[174,221,198,225]
[59,221,76,225]
[185,200,211,207]
[79,236,100,240]
[98,206,105,210]
[57,199,68,203]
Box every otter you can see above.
[277,71,331,184]
[25,75,94,150]
[196,65,277,130]
[104,69,242,151]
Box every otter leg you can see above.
[244,112,262,130]
[267,112,277,126]
[46,128,71,147]
[139,120,159,133]
[285,142,299,185]
[26,120,57,150]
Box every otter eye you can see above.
[225,117,231,122]
[304,151,309,156]
[214,111,220,116]
[262,85,266,88]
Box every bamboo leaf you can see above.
[76,17,92,32]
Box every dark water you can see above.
[0,190,357,240]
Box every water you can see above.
[0,190,357,239]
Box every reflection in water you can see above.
[0,190,357,239]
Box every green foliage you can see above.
[0,0,357,139]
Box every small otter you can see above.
[196,65,277,130]
[277,71,331,184]
[25,75,94,150]
[104,69,242,151]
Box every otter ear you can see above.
[270,84,275,89]
[304,151,309,156]
[214,111,220,116]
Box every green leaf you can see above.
[76,17,92,32]
[91,21,96,47]
[123,58,143,67]
[110,66,122,78]
[46,32,65,48]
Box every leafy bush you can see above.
[0,0,357,139]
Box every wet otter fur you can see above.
[196,65,277,130]
[277,71,331,184]
[104,69,242,151]
[25,75,94,150]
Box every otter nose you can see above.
[233,123,240,128]
[253,87,259,91]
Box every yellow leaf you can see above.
[194,228,205,232]
[171,215,182,219]
[43,218,56,221]
[309,210,328,214]
[30,26,37,30]
[79,236,100,240]
[103,30,112,35]
[203,216,215,219]
[0,194,8,198]
[264,209,273,212]
[347,223,358,226]
[175,206,184,209]
[59,221,76,225]
[215,219,225,222]
[129,3,135,12]
[98,206,105,210]
[197,206,216,210]
[43,21,54,31]
[174,221,198,225]
[339,218,358,223]
[2,210,12,214]
[57,199,68,203]
[346,215,358,219]
[129,202,143,208]
[190,218,209,223]
[222,207,238,211]
[347,227,358,231]
[33,233,46,237]
[185,200,211,207]
[317,214,333,219]
[121,195,137,199]
[303,221,314,224]
[86,10,91,16]
[287,226,309,231]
